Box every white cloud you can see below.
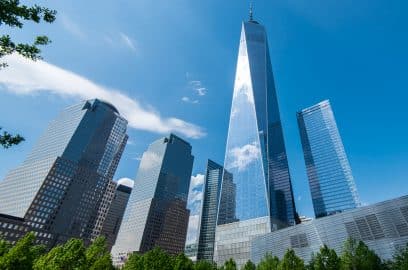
[189,80,207,96]
[0,54,206,139]
[139,151,161,171]
[119,32,137,52]
[117,177,134,188]
[186,214,200,245]
[60,15,86,39]
[188,174,204,215]
[181,96,199,104]
[190,174,205,189]
[228,141,261,171]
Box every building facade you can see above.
[111,134,194,265]
[0,99,128,246]
[251,195,408,264]
[214,16,296,267]
[297,100,360,218]
[197,160,224,261]
[99,180,133,251]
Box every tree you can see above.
[123,252,143,270]
[392,244,408,270]
[0,232,45,270]
[141,247,174,270]
[242,260,256,270]
[174,253,194,270]
[340,238,384,270]
[0,0,56,68]
[0,238,11,257]
[194,260,217,270]
[278,249,305,270]
[257,253,280,270]
[0,127,24,149]
[219,258,237,270]
[85,237,114,270]
[33,238,87,270]
[313,245,340,270]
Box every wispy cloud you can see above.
[189,80,207,96]
[186,173,205,245]
[228,142,261,171]
[181,96,199,104]
[0,54,206,139]
[59,15,86,39]
[119,32,137,52]
[186,214,200,245]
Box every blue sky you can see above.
[1,0,407,244]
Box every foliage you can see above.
[219,258,237,270]
[0,238,11,257]
[123,252,143,270]
[257,253,280,270]
[242,260,256,270]
[313,245,340,270]
[0,232,45,270]
[340,238,384,270]
[0,127,24,148]
[0,0,56,68]
[278,249,305,270]
[85,237,114,270]
[194,260,217,270]
[392,244,408,270]
[174,253,194,270]
[142,247,174,270]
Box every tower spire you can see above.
[249,2,253,21]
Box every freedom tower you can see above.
[214,12,297,266]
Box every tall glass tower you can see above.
[0,99,128,245]
[297,100,360,218]
[112,134,194,265]
[215,16,296,266]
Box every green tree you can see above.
[123,252,143,270]
[33,238,87,270]
[340,238,384,270]
[0,0,56,68]
[278,249,305,270]
[257,253,280,270]
[85,237,114,270]
[0,238,11,257]
[219,258,237,270]
[0,127,24,149]
[141,247,174,270]
[392,244,408,270]
[0,232,45,270]
[174,253,194,270]
[242,260,256,270]
[194,260,217,270]
[313,245,340,270]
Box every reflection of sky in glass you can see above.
[222,22,269,222]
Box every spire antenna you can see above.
[249,2,253,21]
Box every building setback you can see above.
[111,134,194,265]
[251,195,408,264]
[0,99,128,246]
[214,14,296,267]
[297,100,360,218]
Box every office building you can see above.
[197,160,224,261]
[214,14,296,267]
[0,99,128,246]
[111,134,194,265]
[251,195,408,264]
[297,100,360,218]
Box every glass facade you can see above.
[197,160,224,261]
[112,134,194,265]
[0,99,128,245]
[297,100,360,218]
[251,195,408,264]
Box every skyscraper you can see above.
[197,160,224,261]
[100,180,133,251]
[111,134,194,265]
[297,100,360,218]
[214,15,296,266]
[0,99,128,245]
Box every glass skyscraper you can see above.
[0,99,128,245]
[215,16,296,266]
[112,134,194,265]
[197,160,224,261]
[297,100,360,218]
